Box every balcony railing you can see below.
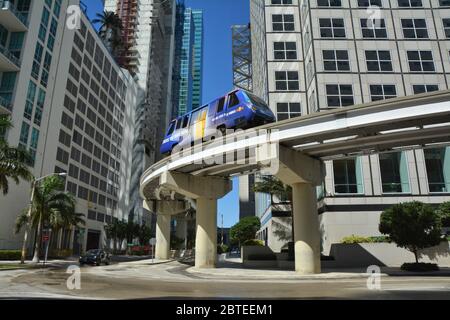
[0,0,28,26]
[0,95,12,112]
[0,44,20,67]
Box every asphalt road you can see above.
[0,261,449,300]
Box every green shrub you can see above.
[368,236,391,243]
[243,239,264,246]
[341,235,373,244]
[217,244,229,254]
[0,250,21,261]
[401,263,439,272]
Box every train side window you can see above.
[228,92,240,109]
[182,115,189,128]
[167,121,176,135]
[217,97,226,113]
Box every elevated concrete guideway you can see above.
[140,90,450,275]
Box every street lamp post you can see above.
[20,172,67,264]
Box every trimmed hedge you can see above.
[243,239,264,246]
[401,263,439,272]
[341,235,390,244]
[0,250,21,261]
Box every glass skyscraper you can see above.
[173,1,203,117]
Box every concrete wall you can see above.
[328,242,450,268]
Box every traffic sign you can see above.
[149,238,156,246]
[43,235,49,242]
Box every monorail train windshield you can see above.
[160,89,276,155]
[246,92,272,113]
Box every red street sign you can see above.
[43,235,49,241]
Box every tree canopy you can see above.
[379,201,443,263]
[230,216,261,247]
[0,115,33,195]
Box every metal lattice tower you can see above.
[232,25,252,91]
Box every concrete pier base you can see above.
[195,198,217,268]
[292,182,321,274]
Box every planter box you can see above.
[329,241,450,268]
[241,245,274,261]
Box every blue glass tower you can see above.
[173,1,203,117]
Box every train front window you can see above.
[247,93,272,112]
[176,118,182,129]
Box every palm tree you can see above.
[92,11,123,56]
[15,175,84,262]
[253,175,292,204]
[0,115,33,195]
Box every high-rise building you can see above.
[0,0,139,253]
[172,1,203,116]
[105,0,176,228]
[250,0,450,253]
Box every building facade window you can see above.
[319,18,346,38]
[424,148,450,192]
[326,84,354,107]
[272,14,295,32]
[275,71,299,91]
[19,122,30,145]
[276,102,301,120]
[274,42,297,60]
[398,0,422,7]
[379,152,410,193]
[365,50,393,71]
[443,19,450,38]
[271,0,293,4]
[370,84,397,101]
[401,19,428,39]
[317,0,342,6]
[412,84,439,94]
[333,157,364,194]
[361,19,387,38]
[407,50,435,72]
[323,50,350,71]
[358,0,382,7]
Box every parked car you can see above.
[79,249,111,266]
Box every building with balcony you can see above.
[0,0,29,114]
[249,0,450,254]
[105,0,177,230]
[0,0,140,254]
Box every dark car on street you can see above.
[79,249,111,266]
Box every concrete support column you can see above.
[292,182,321,274]
[155,214,171,260]
[195,198,217,268]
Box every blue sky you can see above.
[85,0,250,227]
